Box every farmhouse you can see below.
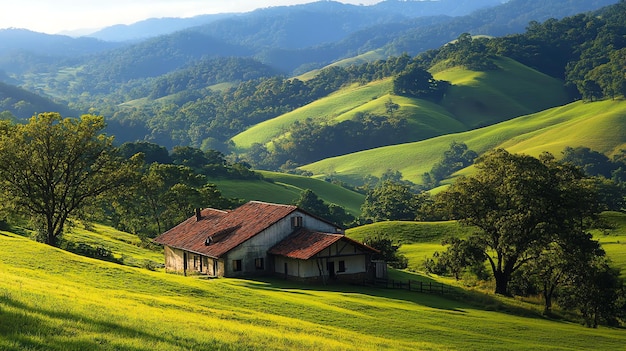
[153,201,381,282]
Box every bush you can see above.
[62,241,120,263]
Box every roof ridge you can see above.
[248,200,297,207]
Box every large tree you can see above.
[0,113,138,246]
[360,180,424,222]
[438,149,599,295]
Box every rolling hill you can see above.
[230,56,570,155]
[299,98,626,186]
[208,170,365,216]
[2,222,626,350]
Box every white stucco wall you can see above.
[224,211,339,277]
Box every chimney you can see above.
[195,208,202,221]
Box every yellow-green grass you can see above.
[211,173,364,216]
[593,212,626,275]
[295,49,386,81]
[2,230,626,350]
[347,221,472,271]
[258,170,365,215]
[332,93,467,138]
[301,99,626,185]
[231,57,569,153]
[434,57,570,128]
[212,178,304,204]
[230,79,394,151]
[347,213,626,274]
[62,222,163,268]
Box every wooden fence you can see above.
[366,278,455,295]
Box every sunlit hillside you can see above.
[230,56,569,156]
[2,225,626,350]
[300,99,626,186]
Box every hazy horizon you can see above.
[1,0,381,35]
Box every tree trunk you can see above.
[543,287,552,315]
[494,270,510,295]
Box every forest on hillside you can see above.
[94,1,626,170]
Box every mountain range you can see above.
[0,0,623,190]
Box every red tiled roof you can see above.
[268,228,378,260]
[153,201,298,258]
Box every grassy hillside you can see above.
[347,212,626,274]
[2,227,626,350]
[230,79,394,151]
[301,99,626,185]
[230,56,569,154]
[434,57,570,128]
[210,171,365,215]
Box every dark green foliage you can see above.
[392,64,450,101]
[61,242,121,264]
[360,180,426,223]
[148,57,278,99]
[425,236,486,281]
[437,149,601,296]
[0,82,76,119]
[486,2,626,100]
[423,142,477,188]
[559,257,625,328]
[255,113,411,169]
[561,146,626,211]
[119,141,171,165]
[422,33,499,72]
[363,235,408,269]
[293,189,354,228]
[561,146,618,179]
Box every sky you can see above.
[0,0,381,35]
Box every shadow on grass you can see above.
[0,292,231,351]
[232,273,553,321]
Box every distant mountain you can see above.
[87,13,236,42]
[85,0,505,43]
[382,0,620,55]
[0,28,121,57]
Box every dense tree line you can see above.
[111,2,626,154]
[422,142,478,189]
[148,57,280,99]
[357,147,626,326]
[244,112,411,170]
[425,149,625,327]
[108,54,427,150]
[483,1,626,100]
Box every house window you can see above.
[338,260,346,273]
[255,258,264,270]
[233,259,242,272]
[291,216,303,228]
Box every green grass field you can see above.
[301,98,626,185]
[230,56,570,157]
[209,171,365,215]
[230,79,394,151]
[2,225,626,351]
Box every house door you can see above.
[327,261,336,279]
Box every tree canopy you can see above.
[0,113,138,246]
[437,149,600,295]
